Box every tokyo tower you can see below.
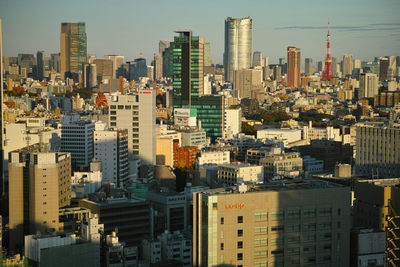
[321,21,334,80]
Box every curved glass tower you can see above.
[224,17,253,82]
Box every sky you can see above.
[1,0,399,65]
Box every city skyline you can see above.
[1,0,399,64]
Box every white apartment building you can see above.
[218,163,264,185]
[197,151,230,166]
[108,90,156,166]
[59,114,95,168]
[224,107,242,138]
[257,128,302,145]
[260,151,303,179]
[94,128,128,186]
[71,161,103,198]
[302,121,341,143]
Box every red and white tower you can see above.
[321,21,334,80]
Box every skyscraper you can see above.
[224,17,253,82]
[60,22,87,80]
[36,50,44,81]
[379,57,389,82]
[204,42,211,66]
[172,31,224,138]
[287,46,301,89]
[154,53,163,80]
[252,51,262,67]
[50,53,60,72]
[305,58,313,76]
[388,56,396,80]
[103,55,124,79]
[172,31,204,107]
[359,73,378,99]
[342,54,353,77]
[9,145,71,252]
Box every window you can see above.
[220,217,224,225]
[255,212,268,221]
[287,208,300,218]
[110,105,116,109]
[237,253,243,260]
[254,263,267,267]
[238,229,243,237]
[254,239,267,246]
[238,216,243,223]
[318,207,332,216]
[303,208,316,218]
[213,203,217,210]
[337,208,341,216]
[287,224,300,232]
[220,243,224,250]
[255,227,268,233]
[254,250,267,257]
[237,241,243,249]
[270,210,284,220]
[271,226,284,232]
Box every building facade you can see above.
[287,46,301,89]
[60,22,87,80]
[93,128,128,186]
[193,180,351,267]
[224,17,253,82]
[355,123,400,178]
[109,91,156,165]
[9,145,71,252]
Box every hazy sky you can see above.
[1,0,399,64]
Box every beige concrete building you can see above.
[233,68,262,99]
[355,123,400,178]
[193,180,350,267]
[352,178,400,267]
[9,144,71,252]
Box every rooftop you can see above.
[201,179,346,196]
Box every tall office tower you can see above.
[36,50,45,81]
[272,65,281,81]
[0,19,3,195]
[9,145,71,252]
[204,42,211,66]
[354,59,361,69]
[193,180,350,267]
[233,69,262,98]
[224,17,253,82]
[60,22,87,80]
[342,54,353,77]
[159,40,171,54]
[305,58,313,76]
[379,58,389,82]
[129,57,147,81]
[159,40,172,78]
[287,46,301,89]
[253,51,262,67]
[94,128,128,186]
[154,53,163,80]
[104,55,124,79]
[83,63,97,88]
[172,31,204,107]
[332,57,338,74]
[388,56,396,80]
[317,61,324,73]
[264,57,269,67]
[355,123,400,178]
[359,73,378,99]
[172,31,224,138]
[108,90,156,165]
[147,65,154,81]
[93,59,113,81]
[50,53,60,72]
[59,115,95,169]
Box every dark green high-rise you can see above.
[172,31,224,138]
